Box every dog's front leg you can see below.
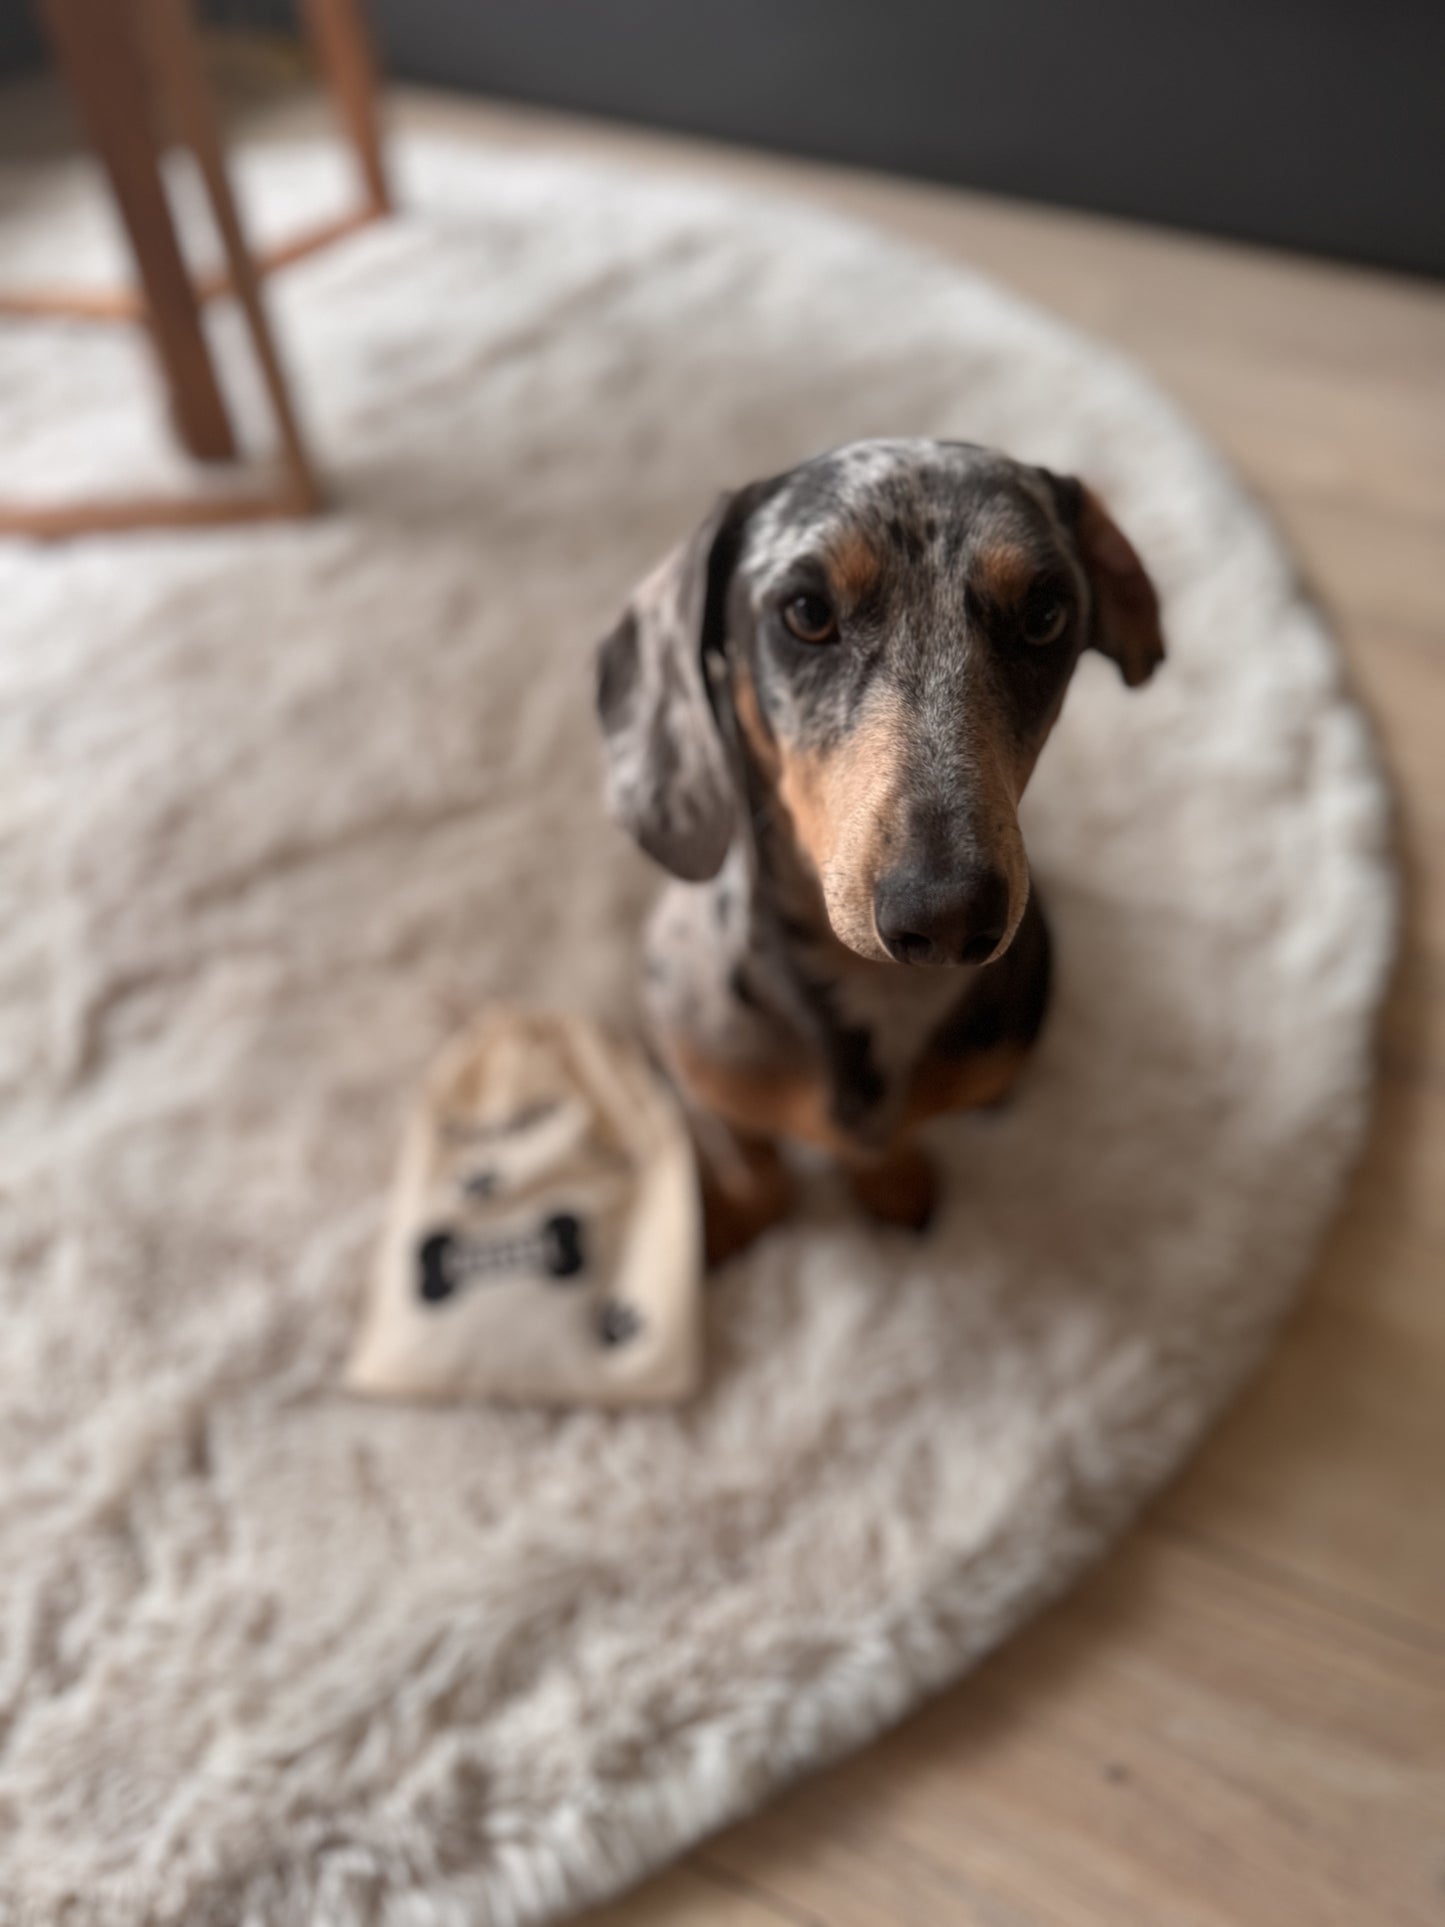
[689,1110,796,1268]
[842,1140,937,1235]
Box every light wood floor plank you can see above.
[1162,1275,1445,1633]
[576,1861,815,1926]
[697,1532,1445,1927]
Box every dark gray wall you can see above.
[370,0,1445,279]
[0,0,41,77]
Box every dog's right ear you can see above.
[594,485,768,882]
[1041,472,1165,689]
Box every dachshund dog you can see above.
[595,439,1165,1262]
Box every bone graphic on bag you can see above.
[417,1212,586,1302]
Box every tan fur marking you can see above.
[827,531,881,604]
[975,542,1037,607]
[774,743,833,871]
[731,663,779,775]
[905,1042,1028,1126]
[669,1036,852,1156]
[692,1126,795,1267]
[775,688,910,957]
[845,1142,936,1230]
[671,1031,1030,1170]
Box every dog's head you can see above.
[596,439,1164,966]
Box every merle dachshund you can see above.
[596,439,1165,1261]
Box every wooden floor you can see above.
[8,69,1442,1926]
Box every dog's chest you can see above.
[643,866,966,1149]
[790,945,964,1142]
[826,964,962,1084]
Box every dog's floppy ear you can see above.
[594,486,764,881]
[1046,474,1166,688]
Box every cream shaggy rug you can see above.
[0,140,1395,1925]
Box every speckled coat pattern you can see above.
[595,441,1161,1165]
[0,141,1394,1925]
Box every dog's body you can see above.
[596,440,1164,1258]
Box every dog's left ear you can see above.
[1045,474,1166,688]
[594,485,768,882]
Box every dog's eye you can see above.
[782,593,838,644]
[1022,583,1070,645]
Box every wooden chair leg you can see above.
[37,0,237,464]
[301,0,392,216]
[139,0,321,512]
[0,0,391,333]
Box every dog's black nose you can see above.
[874,864,1010,966]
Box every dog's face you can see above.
[597,440,1164,966]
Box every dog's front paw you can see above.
[699,1137,797,1269]
[846,1144,937,1235]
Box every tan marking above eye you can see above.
[973,543,1038,605]
[826,531,881,603]
[975,542,1074,645]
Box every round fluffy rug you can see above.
[0,140,1395,1926]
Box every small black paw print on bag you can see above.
[595,1299,643,1348]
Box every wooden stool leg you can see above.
[302,0,392,216]
[139,0,321,512]
[38,0,237,463]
